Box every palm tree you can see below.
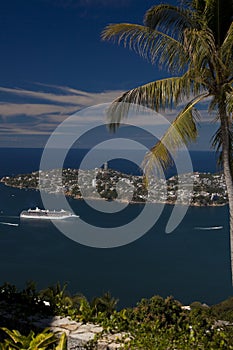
[91,291,118,317]
[39,282,73,314]
[102,0,233,281]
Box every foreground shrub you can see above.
[97,296,233,350]
[0,282,233,349]
[0,328,66,350]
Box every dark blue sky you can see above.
[0,0,217,150]
[0,0,178,91]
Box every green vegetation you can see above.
[0,328,66,350]
[0,282,233,349]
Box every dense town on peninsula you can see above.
[0,162,228,206]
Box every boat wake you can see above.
[194,226,223,231]
[0,222,19,227]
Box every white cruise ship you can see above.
[20,207,78,220]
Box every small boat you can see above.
[194,226,223,230]
[0,222,19,226]
[20,207,78,220]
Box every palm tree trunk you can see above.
[219,103,233,285]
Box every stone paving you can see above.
[33,316,129,349]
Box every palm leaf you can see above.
[0,342,16,350]
[106,75,204,131]
[142,93,209,176]
[183,27,231,87]
[226,91,233,115]
[211,126,222,151]
[144,3,197,39]
[183,27,217,68]
[55,333,67,350]
[207,95,219,116]
[29,332,56,349]
[208,89,233,120]
[101,23,187,72]
[211,125,233,173]
[220,22,233,67]
[202,0,233,46]
[0,328,30,346]
[2,339,21,350]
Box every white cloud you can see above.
[0,85,126,137]
[0,84,180,129]
[0,83,216,150]
[0,85,123,115]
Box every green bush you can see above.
[0,328,66,350]
[0,282,233,349]
[211,297,233,322]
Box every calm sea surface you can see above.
[0,148,232,308]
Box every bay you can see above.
[0,148,232,308]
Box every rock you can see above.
[68,331,96,349]
[0,310,128,350]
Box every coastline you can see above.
[1,181,228,207]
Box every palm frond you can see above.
[208,93,222,116]
[183,26,231,85]
[144,4,198,40]
[220,22,233,67]
[226,91,233,116]
[184,27,217,69]
[56,333,67,350]
[106,76,204,131]
[142,93,209,176]
[208,89,233,119]
[101,23,187,72]
[211,126,222,151]
[211,125,233,172]
[202,0,233,46]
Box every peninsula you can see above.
[0,167,228,206]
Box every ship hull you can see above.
[20,213,76,220]
[20,208,78,220]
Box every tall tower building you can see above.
[104,161,108,171]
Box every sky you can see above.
[0,0,218,150]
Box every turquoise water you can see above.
[0,182,232,308]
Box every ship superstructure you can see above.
[20,207,77,220]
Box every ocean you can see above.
[0,148,232,308]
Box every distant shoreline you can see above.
[0,181,228,207]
